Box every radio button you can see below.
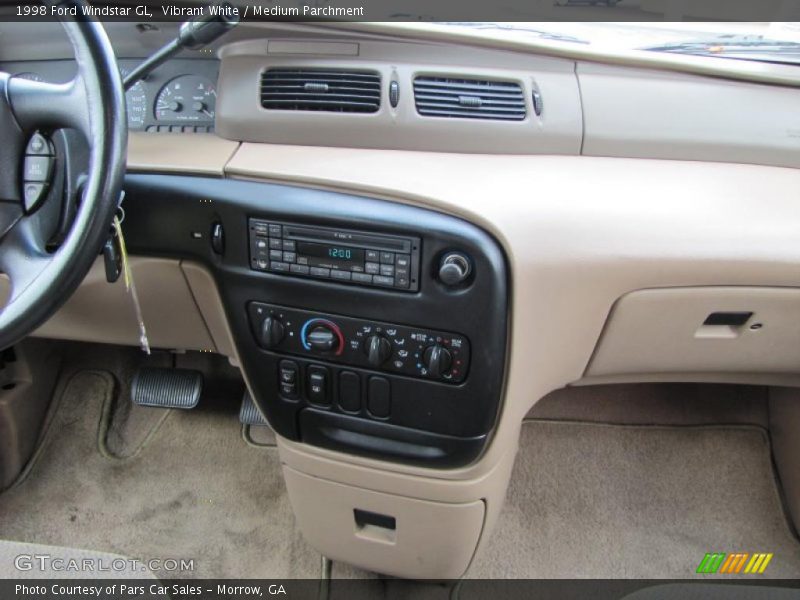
[269,238,282,249]
[256,259,268,270]
[373,275,395,287]
[365,262,380,275]
[271,262,290,272]
[269,249,283,260]
[282,240,296,251]
[366,250,380,261]
[283,252,297,263]
[380,252,395,264]
[380,264,395,277]
[255,239,268,251]
[310,267,330,278]
[352,273,373,284]
[253,222,269,236]
[395,275,410,288]
[330,270,352,281]
[395,254,411,268]
[297,257,309,265]
[290,264,310,275]
[268,224,282,237]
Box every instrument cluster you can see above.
[7,58,219,133]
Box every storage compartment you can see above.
[587,287,800,378]
[282,466,485,579]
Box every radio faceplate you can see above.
[249,218,421,292]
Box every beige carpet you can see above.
[0,370,319,579]
[468,420,800,579]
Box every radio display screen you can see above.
[297,241,365,269]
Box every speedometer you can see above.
[155,75,216,123]
[120,68,148,129]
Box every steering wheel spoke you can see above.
[7,75,90,136]
[0,215,52,305]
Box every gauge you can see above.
[155,75,216,123]
[120,68,148,129]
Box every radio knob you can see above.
[260,317,285,348]
[423,345,453,377]
[364,334,392,367]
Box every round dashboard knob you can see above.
[307,325,337,351]
[302,319,344,355]
[260,316,285,348]
[423,345,453,377]
[438,252,472,286]
[364,335,392,367]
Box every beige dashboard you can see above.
[11,25,800,578]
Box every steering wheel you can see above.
[0,4,127,350]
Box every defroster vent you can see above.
[261,68,381,113]
[414,76,526,121]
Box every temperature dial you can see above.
[301,319,344,355]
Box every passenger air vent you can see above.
[413,76,526,121]
[260,68,381,113]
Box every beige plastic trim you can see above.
[282,466,485,579]
[180,262,237,359]
[216,39,582,154]
[579,63,800,169]
[768,387,800,534]
[586,287,800,379]
[127,133,240,175]
[33,257,215,352]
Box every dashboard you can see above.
[4,58,219,133]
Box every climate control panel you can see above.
[248,302,471,384]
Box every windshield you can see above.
[439,22,800,65]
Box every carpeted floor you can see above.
[468,420,800,579]
[0,368,320,579]
[2,351,799,582]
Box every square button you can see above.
[379,252,395,264]
[307,366,329,405]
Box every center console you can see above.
[122,174,508,468]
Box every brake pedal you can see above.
[131,367,203,409]
[239,390,266,425]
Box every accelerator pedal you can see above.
[239,391,267,425]
[131,367,203,409]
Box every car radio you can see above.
[249,218,421,292]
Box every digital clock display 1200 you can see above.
[296,241,365,269]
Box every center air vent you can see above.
[413,76,526,121]
[261,68,381,113]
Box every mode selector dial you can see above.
[364,334,392,367]
[260,316,285,348]
[423,345,453,378]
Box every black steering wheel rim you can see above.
[0,5,127,350]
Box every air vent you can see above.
[260,68,381,113]
[413,76,526,121]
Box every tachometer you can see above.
[120,68,148,129]
[155,75,216,123]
